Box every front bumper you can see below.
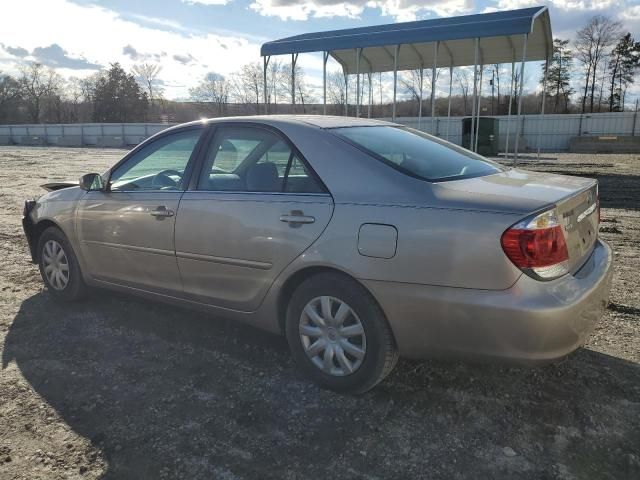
[22,200,38,263]
[363,239,613,363]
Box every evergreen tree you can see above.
[607,33,640,111]
[92,63,148,122]
[542,39,574,113]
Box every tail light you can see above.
[501,208,569,280]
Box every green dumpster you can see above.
[462,117,499,156]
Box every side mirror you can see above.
[79,173,104,191]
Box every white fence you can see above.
[0,112,638,151]
[394,111,639,151]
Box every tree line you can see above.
[542,16,639,113]
[0,14,637,125]
[0,63,152,124]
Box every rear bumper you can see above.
[363,239,613,363]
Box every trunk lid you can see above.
[433,168,599,272]
[555,182,599,273]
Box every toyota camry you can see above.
[22,116,613,393]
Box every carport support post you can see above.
[470,38,479,152]
[475,64,484,153]
[291,53,298,109]
[356,48,361,117]
[504,61,515,158]
[368,72,372,118]
[536,57,549,159]
[392,44,399,121]
[344,71,349,116]
[263,56,270,114]
[323,52,329,115]
[430,41,439,134]
[446,66,453,141]
[418,67,424,129]
[514,33,528,165]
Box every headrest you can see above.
[246,162,280,192]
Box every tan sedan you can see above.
[23,116,613,393]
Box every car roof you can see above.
[175,115,399,131]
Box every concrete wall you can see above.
[0,112,638,152]
[0,123,170,148]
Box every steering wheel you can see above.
[152,169,182,189]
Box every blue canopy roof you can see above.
[261,7,552,73]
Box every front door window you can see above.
[109,129,202,191]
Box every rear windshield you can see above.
[331,126,504,182]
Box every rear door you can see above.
[175,124,333,311]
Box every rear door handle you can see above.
[280,212,315,225]
[149,206,174,218]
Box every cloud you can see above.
[490,0,638,39]
[32,44,102,70]
[3,45,29,58]
[249,0,474,21]
[621,5,640,19]
[173,53,197,64]
[0,0,262,99]
[181,0,231,4]
[122,44,141,60]
[124,13,192,33]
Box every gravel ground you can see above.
[0,147,638,480]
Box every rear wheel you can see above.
[37,226,87,302]
[285,273,398,394]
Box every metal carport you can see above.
[260,6,553,159]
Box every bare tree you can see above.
[132,63,164,107]
[491,64,502,114]
[189,72,229,116]
[230,62,263,113]
[575,15,622,113]
[400,69,439,115]
[455,69,471,115]
[279,63,314,112]
[18,63,62,123]
[327,71,347,108]
[265,58,284,111]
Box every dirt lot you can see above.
[0,147,638,479]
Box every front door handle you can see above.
[149,206,174,218]
[280,210,315,225]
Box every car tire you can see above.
[37,226,87,302]
[285,272,398,394]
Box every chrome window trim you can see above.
[180,190,331,198]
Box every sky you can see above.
[0,0,638,102]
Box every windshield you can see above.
[331,126,504,182]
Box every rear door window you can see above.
[332,126,504,182]
[197,126,326,194]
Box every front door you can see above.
[175,125,333,311]
[76,127,205,295]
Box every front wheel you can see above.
[37,226,87,302]
[285,273,398,394]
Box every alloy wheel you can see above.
[42,240,70,291]
[299,296,367,376]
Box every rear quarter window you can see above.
[331,126,504,182]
